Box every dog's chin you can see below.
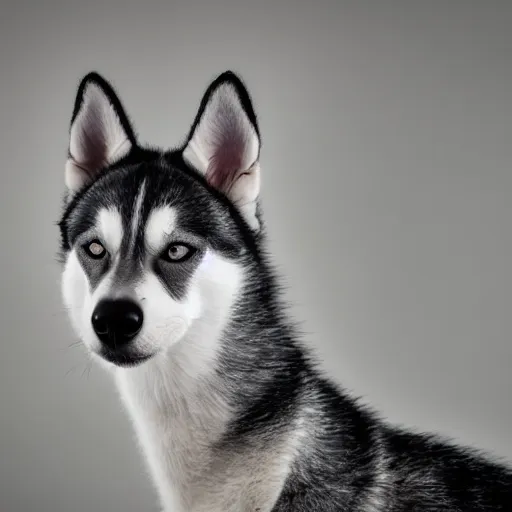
[98,349,155,368]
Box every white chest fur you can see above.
[115,352,296,512]
[115,351,230,512]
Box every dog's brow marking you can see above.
[98,208,123,253]
[128,178,147,254]
[145,207,176,253]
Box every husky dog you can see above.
[58,71,512,511]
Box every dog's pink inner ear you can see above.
[66,82,133,193]
[206,122,250,193]
[70,111,110,173]
[183,81,261,228]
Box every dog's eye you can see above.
[162,243,195,263]
[84,240,106,259]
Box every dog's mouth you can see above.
[99,349,154,368]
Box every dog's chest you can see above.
[115,361,230,510]
[114,362,294,512]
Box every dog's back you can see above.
[273,375,512,511]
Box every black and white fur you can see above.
[58,71,512,511]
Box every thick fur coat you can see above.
[58,71,512,511]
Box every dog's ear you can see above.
[183,71,262,231]
[65,73,137,193]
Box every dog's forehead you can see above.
[62,161,243,257]
[68,165,199,231]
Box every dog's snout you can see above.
[91,299,143,347]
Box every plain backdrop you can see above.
[1,1,511,511]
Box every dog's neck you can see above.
[112,270,300,512]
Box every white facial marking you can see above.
[97,207,123,254]
[145,206,177,255]
[128,179,147,254]
[61,250,88,337]
[201,249,214,269]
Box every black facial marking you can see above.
[76,237,111,291]
[153,246,205,301]
[59,154,250,298]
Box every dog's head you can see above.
[59,71,263,368]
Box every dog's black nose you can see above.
[91,299,143,348]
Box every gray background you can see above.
[1,1,511,511]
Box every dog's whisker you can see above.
[81,359,93,380]
[86,360,93,380]
[64,361,86,378]
[53,339,85,354]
